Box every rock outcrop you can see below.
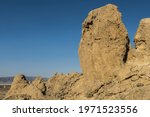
[5,75,46,100]
[78,4,129,96]
[127,18,150,66]
[4,4,150,100]
[45,73,84,100]
[5,73,85,100]
[135,18,150,51]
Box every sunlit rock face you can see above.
[78,4,129,96]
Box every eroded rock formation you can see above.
[5,75,46,99]
[78,4,130,96]
[4,4,150,100]
[79,4,129,82]
[135,18,150,51]
[5,73,85,100]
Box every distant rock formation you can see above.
[5,73,84,100]
[5,75,46,99]
[4,4,150,100]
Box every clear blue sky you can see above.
[0,0,150,77]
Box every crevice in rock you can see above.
[83,20,93,29]
[123,37,130,63]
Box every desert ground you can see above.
[0,85,11,99]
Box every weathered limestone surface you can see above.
[135,18,150,51]
[5,75,46,100]
[78,4,129,83]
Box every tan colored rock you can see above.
[23,77,46,99]
[31,77,46,95]
[127,18,150,66]
[85,63,150,100]
[78,4,129,96]
[5,74,29,97]
[5,75,46,100]
[45,73,85,100]
[135,18,150,51]
[78,4,129,83]
[5,73,85,100]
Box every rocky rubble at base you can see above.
[4,73,84,100]
[4,4,150,100]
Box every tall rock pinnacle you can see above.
[135,18,150,52]
[78,4,129,82]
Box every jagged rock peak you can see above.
[13,74,28,83]
[135,18,150,51]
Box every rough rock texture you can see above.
[5,73,85,100]
[5,75,46,100]
[127,18,150,66]
[45,73,84,100]
[135,18,150,51]
[5,74,29,98]
[78,4,129,95]
[4,4,150,100]
[79,4,129,81]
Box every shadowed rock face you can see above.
[4,4,150,100]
